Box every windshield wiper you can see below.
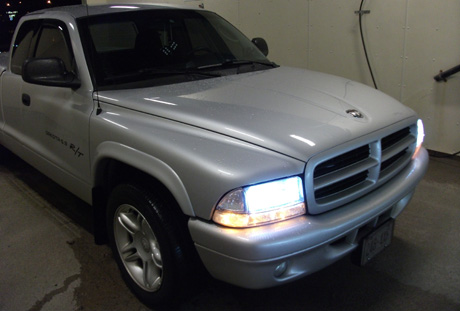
[197,59,278,70]
[105,67,221,83]
[139,68,222,78]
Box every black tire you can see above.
[106,183,192,306]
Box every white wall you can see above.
[87,0,460,154]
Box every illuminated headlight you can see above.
[212,176,306,228]
[413,119,425,159]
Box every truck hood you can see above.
[97,67,415,161]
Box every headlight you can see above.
[212,176,306,228]
[413,119,425,159]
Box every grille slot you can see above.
[315,171,368,200]
[307,125,417,214]
[381,149,407,171]
[314,145,370,178]
[379,127,415,181]
[381,127,411,150]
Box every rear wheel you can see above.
[107,183,191,306]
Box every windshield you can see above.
[78,9,274,90]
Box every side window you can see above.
[11,20,39,75]
[11,19,75,75]
[35,22,74,73]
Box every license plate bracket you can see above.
[359,219,394,266]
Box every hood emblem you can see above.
[346,109,364,118]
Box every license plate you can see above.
[360,219,394,265]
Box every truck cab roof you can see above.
[27,3,198,19]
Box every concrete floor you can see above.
[0,146,459,311]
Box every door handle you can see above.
[22,94,31,106]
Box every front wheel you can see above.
[107,183,192,306]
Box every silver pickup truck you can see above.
[0,4,428,306]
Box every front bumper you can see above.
[188,148,429,289]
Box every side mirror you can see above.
[22,58,81,89]
[251,37,269,56]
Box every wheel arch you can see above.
[91,142,195,244]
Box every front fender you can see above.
[90,104,306,220]
[92,141,195,216]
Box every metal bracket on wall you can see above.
[355,10,371,15]
[434,64,460,82]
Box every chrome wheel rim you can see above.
[114,204,163,292]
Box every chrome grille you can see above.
[306,123,417,215]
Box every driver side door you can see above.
[2,18,94,199]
